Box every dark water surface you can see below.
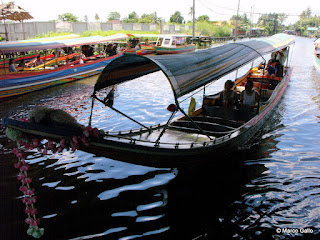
[1,36,320,239]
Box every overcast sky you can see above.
[11,0,320,24]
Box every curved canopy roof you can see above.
[0,33,128,54]
[95,34,295,99]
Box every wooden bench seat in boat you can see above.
[203,106,256,122]
[189,116,242,128]
[236,86,274,102]
[168,124,230,137]
[172,120,235,132]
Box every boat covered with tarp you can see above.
[3,34,295,165]
[0,33,128,99]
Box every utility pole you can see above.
[234,0,241,42]
[192,0,195,39]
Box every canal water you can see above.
[1,36,320,239]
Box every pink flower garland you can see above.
[13,148,44,238]
[11,125,102,238]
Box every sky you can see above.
[9,0,320,25]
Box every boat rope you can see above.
[155,110,177,145]
[92,93,152,132]
[88,97,95,127]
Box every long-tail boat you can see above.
[123,34,157,55]
[0,34,80,68]
[154,34,195,54]
[313,38,320,72]
[0,33,128,100]
[2,34,295,165]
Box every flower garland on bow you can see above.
[10,125,102,238]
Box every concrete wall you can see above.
[0,21,190,41]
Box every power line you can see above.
[197,0,320,18]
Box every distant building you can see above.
[246,27,265,36]
[307,27,319,37]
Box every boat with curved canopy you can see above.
[3,34,295,165]
[0,33,128,100]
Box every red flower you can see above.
[14,162,23,169]
[19,186,28,192]
[22,177,32,184]
[17,173,26,180]
[25,217,33,225]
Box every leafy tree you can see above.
[108,12,120,21]
[189,7,194,21]
[293,8,320,36]
[257,13,288,34]
[197,15,210,22]
[58,13,79,22]
[128,11,139,20]
[170,11,184,24]
[300,7,312,19]
[138,12,160,24]
[95,13,100,22]
[122,11,139,23]
[140,14,152,23]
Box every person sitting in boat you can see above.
[220,80,238,109]
[315,41,320,58]
[18,59,26,71]
[275,47,288,77]
[240,79,259,112]
[34,55,44,67]
[144,39,150,46]
[79,53,86,64]
[266,60,277,77]
[8,59,17,72]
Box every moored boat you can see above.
[2,34,295,166]
[313,38,320,71]
[0,34,80,68]
[154,34,195,54]
[0,33,128,100]
[123,34,156,55]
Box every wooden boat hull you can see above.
[154,44,196,55]
[123,46,156,56]
[0,53,122,100]
[2,67,293,165]
[313,53,320,72]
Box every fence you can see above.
[0,21,193,41]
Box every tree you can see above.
[257,13,288,35]
[197,15,210,22]
[138,12,161,24]
[293,8,320,36]
[58,13,79,22]
[170,11,184,24]
[189,7,194,21]
[95,13,100,22]
[122,11,139,23]
[128,11,139,20]
[108,12,120,21]
[300,7,312,19]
